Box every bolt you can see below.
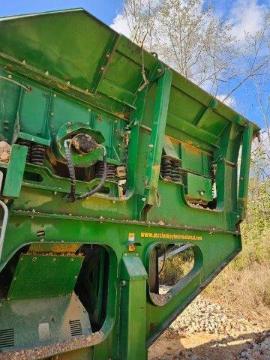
[121,280,127,286]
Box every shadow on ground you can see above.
[149,330,270,360]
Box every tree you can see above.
[122,0,236,94]
[122,0,270,100]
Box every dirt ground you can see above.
[149,329,270,360]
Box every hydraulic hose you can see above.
[64,139,107,201]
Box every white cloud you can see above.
[110,14,131,37]
[229,0,266,41]
[216,94,236,108]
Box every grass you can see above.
[161,178,270,323]
[204,178,270,322]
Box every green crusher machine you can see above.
[0,9,259,360]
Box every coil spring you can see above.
[171,159,181,182]
[161,156,181,183]
[16,139,31,162]
[96,162,116,181]
[161,156,173,180]
[30,144,46,165]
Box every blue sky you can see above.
[0,1,268,128]
[0,1,123,24]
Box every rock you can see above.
[168,295,259,336]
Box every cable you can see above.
[64,139,76,201]
[0,75,31,92]
[77,147,107,200]
[64,140,108,201]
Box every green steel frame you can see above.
[0,9,259,360]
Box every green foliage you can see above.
[159,248,194,286]
[235,178,270,270]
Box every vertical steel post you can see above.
[138,68,172,217]
[119,255,148,360]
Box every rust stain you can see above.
[166,135,212,156]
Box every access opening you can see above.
[0,244,111,351]
[148,243,196,305]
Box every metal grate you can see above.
[69,320,82,337]
[0,328,14,348]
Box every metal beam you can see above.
[140,68,172,212]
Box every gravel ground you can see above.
[170,296,259,336]
[150,295,270,360]
[238,332,270,360]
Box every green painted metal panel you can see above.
[3,144,27,198]
[119,255,147,360]
[186,173,213,202]
[8,254,83,299]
